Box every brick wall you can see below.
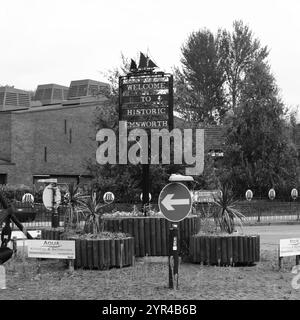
[29,104,98,175]
[0,113,12,161]
[0,100,104,186]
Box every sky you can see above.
[1,0,300,113]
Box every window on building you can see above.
[44,147,47,162]
[0,174,7,185]
[69,128,72,144]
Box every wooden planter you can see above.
[13,207,36,222]
[41,228,135,270]
[189,234,260,266]
[71,237,134,269]
[103,215,200,257]
[41,228,65,240]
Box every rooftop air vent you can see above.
[33,84,69,105]
[0,86,31,111]
[67,79,109,99]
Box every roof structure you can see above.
[0,86,31,111]
[33,84,69,105]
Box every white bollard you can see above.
[0,265,6,289]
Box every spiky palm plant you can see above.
[80,192,107,234]
[63,183,86,232]
[213,183,245,234]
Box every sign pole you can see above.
[142,163,150,216]
[51,183,59,228]
[158,182,192,290]
[168,223,179,289]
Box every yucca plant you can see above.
[63,183,86,232]
[212,182,245,234]
[80,192,107,234]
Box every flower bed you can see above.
[189,234,260,266]
[41,228,65,240]
[71,237,134,269]
[41,228,135,270]
[103,215,200,257]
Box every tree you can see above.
[218,20,269,109]
[175,20,269,125]
[175,29,227,124]
[223,60,299,198]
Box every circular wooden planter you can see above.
[14,207,37,222]
[41,228,65,240]
[71,237,134,270]
[103,215,200,257]
[189,234,260,266]
[41,228,135,270]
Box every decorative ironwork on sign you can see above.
[119,52,173,131]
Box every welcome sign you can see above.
[119,73,173,130]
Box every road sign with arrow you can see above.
[158,182,192,222]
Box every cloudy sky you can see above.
[1,0,299,112]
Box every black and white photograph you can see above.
[0,0,300,310]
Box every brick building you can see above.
[0,78,229,188]
[0,79,109,186]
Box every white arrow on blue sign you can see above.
[159,182,192,222]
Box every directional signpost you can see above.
[159,182,192,222]
[159,182,192,289]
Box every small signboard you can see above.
[279,238,300,257]
[37,178,58,183]
[159,182,192,222]
[192,190,221,203]
[27,240,75,259]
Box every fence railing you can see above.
[195,199,300,223]
[2,198,300,231]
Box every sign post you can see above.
[119,58,173,215]
[158,182,192,289]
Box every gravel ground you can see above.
[0,247,300,300]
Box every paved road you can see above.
[242,224,300,250]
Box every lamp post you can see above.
[291,188,298,221]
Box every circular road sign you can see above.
[140,193,152,202]
[22,193,34,203]
[158,182,192,223]
[42,184,61,210]
[103,192,115,204]
[291,188,298,200]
